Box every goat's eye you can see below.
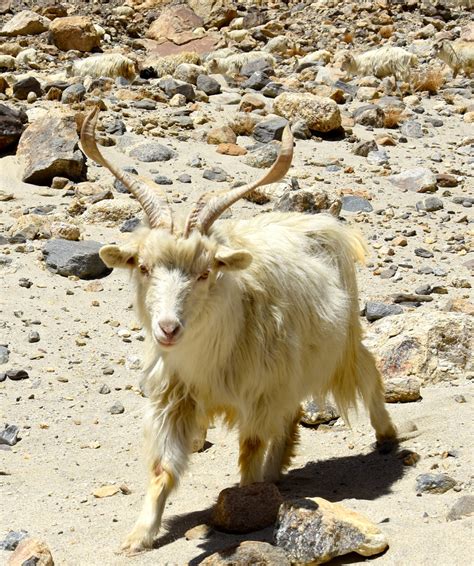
[139,264,150,276]
[197,270,210,281]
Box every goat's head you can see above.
[81,107,293,349]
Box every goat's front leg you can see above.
[238,432,266,486]
[121,390,197,553]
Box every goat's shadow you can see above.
[152,445,407,564]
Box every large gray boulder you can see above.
[43,240,111,279]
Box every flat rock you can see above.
[7,537,54,566]
[274,497,388,564]
[416,473,456,495]
[388,167,437,193]
[207,126,236,145]
[201,541,290,565]
[0,424,20,446]
[43,239,111,279]
[365,301,403,322]
[341,195,373,213]
[82,199,141,226]
[13,76,43,100]
[146,5,203,45]
[273,92,341,132]
[212,482,283,533]
[17,114,86,185]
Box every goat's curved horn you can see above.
[80,107,173,232]
[185,125,294,236]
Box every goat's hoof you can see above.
[121,529,154,555]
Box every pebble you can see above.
[341,195,373,213]
[400,120,424,138]
[6,368,29,380]
[129,142,176,162]
[109,401,125,414]
[365,302,403,322]
[202,167,228,182]
[417,197,444,212]
[0,424,20,446]
[0,345,9,364]
[415,248,434,258]
[27,330,40,343]
[177,174,192,183]
[99,384,111,394]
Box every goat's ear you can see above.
[100,244,137,269]
[214,246,252,271]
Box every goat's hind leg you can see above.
[357,345,397,449]
[121,391,197,553]
[263,411,301,482]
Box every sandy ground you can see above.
[1,92,473,565]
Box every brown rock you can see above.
[201,541,290,565]
[207,126,236,145]
[212,482,283,533]
[50,221,80,241]
[275,188,342,216]
[384,376,422,403]
[216,143,246,156]
[49,16,101,52]
[239,93,266,113]
[273,93,341,132]
[376,134,396,146]
[436,173,459,188]
[1,10,50,36]
[7,538,54,566]
[188,0,237,29]
[146,5,203,45]
[17,114,86,185]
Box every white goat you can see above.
[339,45,418,84]
[205,49,276,76]
[81,108,397,553]
[67,53,137,81]
[433,40,474,78]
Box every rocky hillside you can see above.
[1,1,473,565]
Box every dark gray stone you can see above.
[203,167,229,182]
[261,82,284,98]
[120,217,141,233]
[240,58,274,77]
[400,120,424,138]
[196,74,221,95]
[13,76,43,100]
[129,142,175,162]
[177,174,192,183]
[113,166,138,193]
[415,248,434,258]
[365,302,403,322]
[131,99,156,110]
[341,195,373,213]
[43,239,111,279]
[61,83,86,104]
[0,103,28,153]
[446,495,474,521]
[153,175,173,185]
[0,530,29,551]
[6,368,29,380]
[253,118,288,143]
[158,77,195,101]
[105,118,126,135]
[353,105,385,128]
[0,424,20,446]
[242,70,270,90]
[291,120,311,140]
[416,473,456,494]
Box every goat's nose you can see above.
[159,320,181,338]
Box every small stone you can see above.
[253,118,288,144]
[365,302,403,322]
[353,105,385,128]
[216,143,247,156]
[384,377,422,403]
[0,345,9,364]
[353,140,378,157]
[129,143,175,162]
[99,384,111,394]
[417,197,443,212]
[109,401,125,414]
[61,83,86,104]
[446,496,474,521]
[414,248,434,258]
[27,330,40,343]
[273,92,341,132]
[13,76,43,101]
[274,497,388,564]
[454,395,466,403]
[341,195,373,213]
[436,174,459,188]
[0,530,29,551]
[6,368,29,380]
[0,424,20,446]
[400,120,424,138]
[201,541,290,566]
[243,144,278,169]
[203,167,228,182]
[416,473,456,494]
[177,174,192,183]
[242,70,270,91]
[153,175,173,185]
[367,150,389,166]
[212,482,283,533]
[196,74,221,96]
[120,217,141,233]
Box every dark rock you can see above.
[153,175,173,185]
[353,105,385,128]
[0,103,28,153]
[253,118,288,143]
[0,424,20,446]
[353,139,378,157]
[61,83,86,104]
[415,248,434,258]
[120,217,141,233]
[114,166,138,193]
[341,195,373,213]
[201,541,290,566]
[425,117,443,127]
[158,77,195,101]
[437,174,459,188]
[43,239,111,279]
[129,142,175,162]
[365,302,403,322]
[261,82,284,98]
[131,99,156,110]
[105,119,126,135]
[274,497,388,564]
[28,330,40,343]
[203,167,229,182]
[241,58,274,78]
[196,74,221,95]
[446,495,474,521]
[109,401,125,414]
[242,70,270,90]
[416,473,456,494]
[212,482,283,533]
[17,114,86,185]
[291,120,311,140]
[0,530,29,551]
[6,368,29,380]
[13,76,43,100]
[177,174,192,183]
